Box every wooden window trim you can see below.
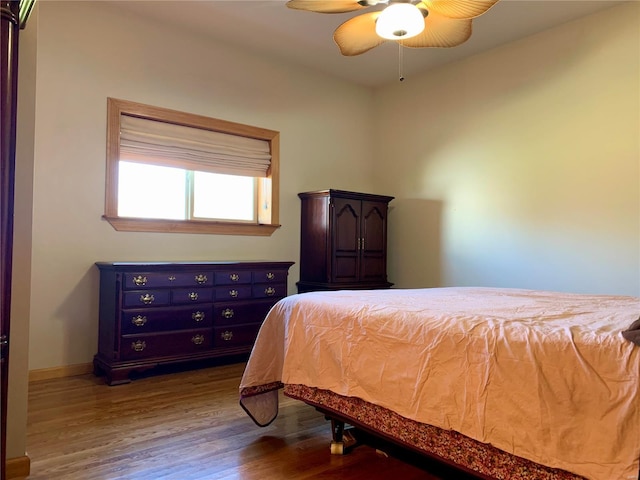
[104,98,281,235]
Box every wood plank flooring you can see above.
[26,362,473,479]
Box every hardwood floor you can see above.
[26,362,473,479]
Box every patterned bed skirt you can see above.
[283,384,585,480]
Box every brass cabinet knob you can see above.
[194,274,207,284]
[220,331,233,341]
[265,286,276,296]
[133,275,147,286]
[229,273,239,282]
[168,275,176,281]
[131,315,147,327]
[140,293,154,305]
[229,289,238,298]
[131,340,146,352]
[188,292,199,301]
[222,308,234,319]
[191,334,205,345]
[266,272,275,280]
[192,311,205,322]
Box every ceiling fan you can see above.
[286,0,501,56]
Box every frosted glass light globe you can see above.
[375,3,425,40]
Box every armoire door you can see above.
[359,200,388,283]
[331,197,361,284]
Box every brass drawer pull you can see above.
[168,275,176,281]
[229,289,238,298]
[221,331,233,341]
[191,334,205,345]
[192,311,205,322]
[266,272,275,280]
[265,286,276,296]
[140,293,155,305]
[229,273,239,282]
[133,275,147,286]
[131,315,147,327]
[188,292,199,301]
[194,274,207,284]
[131,340,146,352]
[222,308,234,319]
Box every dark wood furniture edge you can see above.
[1,3,21,478]
[297,189,395,203]
[93,346,252,385]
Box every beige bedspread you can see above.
[239,287,640,480]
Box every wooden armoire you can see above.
[297,190,394,293]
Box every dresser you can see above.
[297,190,393,293]
[94,261,293,385]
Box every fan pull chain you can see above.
[398,42,405,82]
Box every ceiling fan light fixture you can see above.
[375,3,424,40]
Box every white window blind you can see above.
[119,114,272,177]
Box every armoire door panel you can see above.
[332,198,360,283]
[334,256,359,282]
[333,199,360,253]
[361,201,386,253]
[360,255,385,281]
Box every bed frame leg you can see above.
[329,418,358,455]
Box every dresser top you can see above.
[95,261,295,271]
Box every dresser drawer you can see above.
[214,285,252,301]
[123,271,213,289]
[171,288,214,304]
[123,290,171,308]
[214,270,252,285]
[121,306,213,334]
[252,283,287,299]
[214,300,275,326]
[214,324,261,348]
[120,329,212,360]
[253,269,288,283]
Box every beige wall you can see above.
[27,1,376,371]
[374,3,640,295]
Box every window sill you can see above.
[103,216,281,236]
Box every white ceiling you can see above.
[114,0,625,87]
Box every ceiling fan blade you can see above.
[286,0,368,14]
[401,10,471,48]
[420,0,500,19]
[333,12,386,56]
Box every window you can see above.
[116,163,257,222]
[104,98,280,235]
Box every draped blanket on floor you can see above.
[239,287,640,480]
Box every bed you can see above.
[239,287,640,480]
